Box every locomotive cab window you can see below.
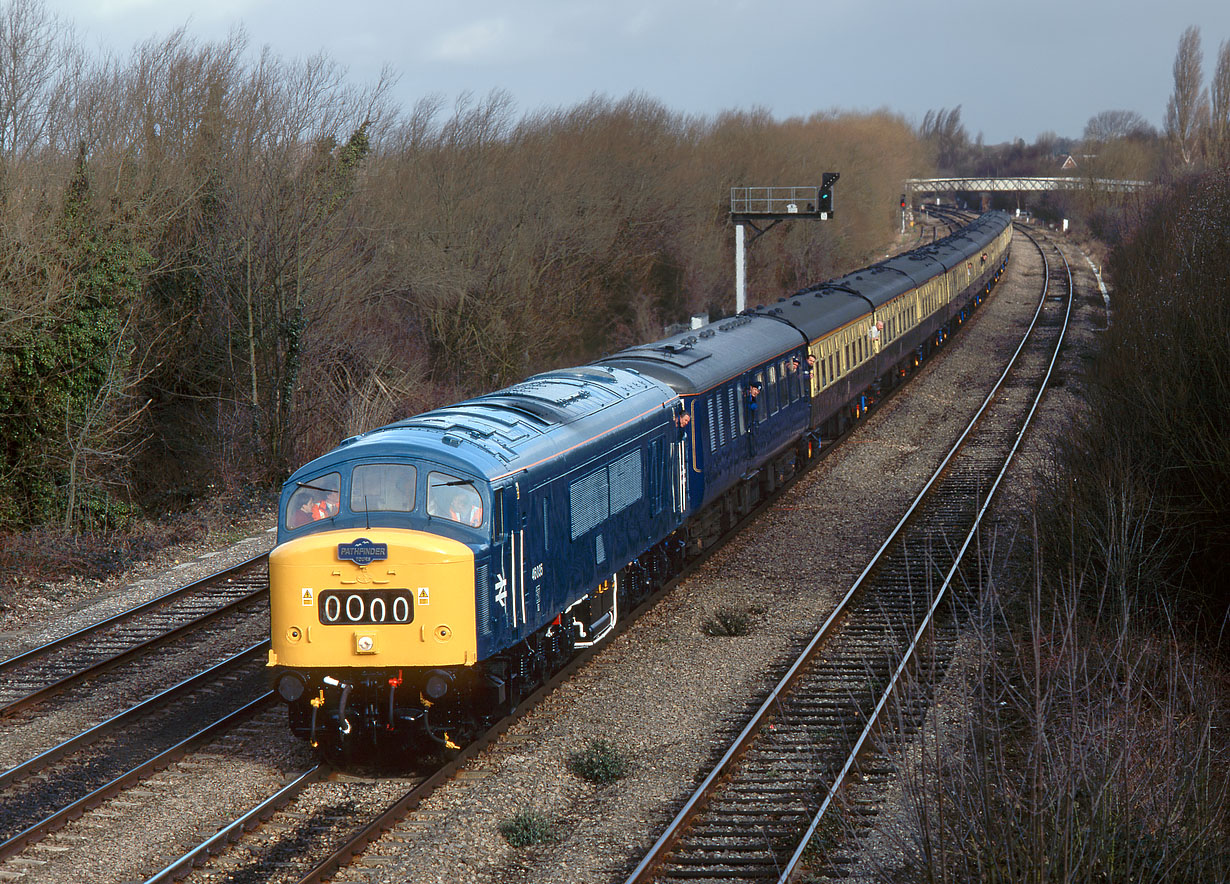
[427,471,484,528]
[287,472,341,528]
[350,463,416,513]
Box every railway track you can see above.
[0,556,284,868]
[624,223,1072,883]
[0,646,275,862]
[0,555,269,717]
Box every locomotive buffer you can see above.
[730,173,838,312]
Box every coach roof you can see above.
[597,312,807,395]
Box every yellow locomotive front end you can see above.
[267,525,487,762]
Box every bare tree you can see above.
[919,106,968,172]
[1082,109,1154,144]
[1164,25,1208,167]
[1211,39,1230,165]
[0,0,77,169]
[60,303,156,530]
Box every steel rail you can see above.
[0,642,269,791]
[0,558,269,718]
[775,225,1072,881]
[0,692,275,860]
[144,765,328,884]
[0,552,268,670]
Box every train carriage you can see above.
[597,314,811,519]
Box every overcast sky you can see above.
[46,0,1230,145]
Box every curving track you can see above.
[624,222,1072,883]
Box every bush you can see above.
[703,605,754,636]
[1040,167,1230,630]
[883,564,1230,884]
[498,810,559,847]
[568,738,630,784]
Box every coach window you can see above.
[351,463,416,513]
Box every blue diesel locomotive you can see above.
[266,211,1012,761]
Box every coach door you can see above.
[671,405,689,517]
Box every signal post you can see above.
[729,173,838,313]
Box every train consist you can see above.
[266,211,1013,761]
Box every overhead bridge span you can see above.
[907,176,1151,198]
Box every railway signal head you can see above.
[819,172,839,216]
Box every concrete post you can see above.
[735,222,746,313]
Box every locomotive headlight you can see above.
[354,633,377,654]
[425,669,454,700]
[276,672,306,703]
